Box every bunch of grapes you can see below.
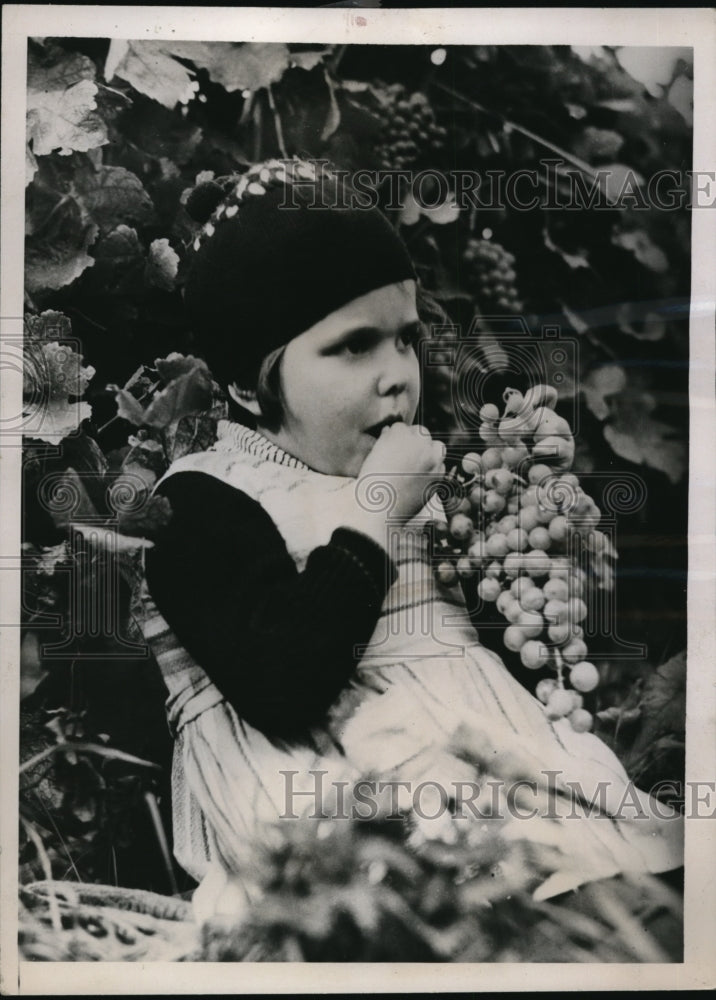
[429,384,614,733]
[372,83,447,170]
[463,238,523,314]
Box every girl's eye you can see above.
[399,324,421,349]
[343,333,376,356]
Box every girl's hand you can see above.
[359,422,446,523]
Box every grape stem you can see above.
[553,647,565,688]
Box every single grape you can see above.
[511,576,533,600]
[462,452,483,476]
[506,496,520,514]
[485,560,502,579]
[561,637,588,664]
[521,639,550,670]
[468,539,486,565]
[548,515,569,543]
[519,587,546,612]
[486,533,510,558]
[457,497,472,515]
[569,660,600,693]
[548,622,571,644]
[457,555,476,579]
[498,514,518,533]
[568,708,594,733]
[504,625,528,652]
[502,599,523,624]
[485,468,514,496]
[468,484,484,508]
[519,486,539,508]
[478,577,502,602]
[542,577,569,603]
[568,597,588,623]
[545,688,575,719]
[517,507,540,533]
[522,551,551,578]
[436,561,457,586]
[502,552,523,579]
[535,504,555,525]
[536,677,558,703]
[543,598,569,623]
[479,403,500,422]
[449,513,474,541]
[528,464,553,486]
[502,444,529,468]
[483,490,506,515]
[496,590,516,616]
[481,448,503,471]
[506,527,529,552]
[548,558,571,581]
[480,423,502,445]
[528,526,551,550]
[517,610,544,638]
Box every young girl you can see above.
[139,159,682,921]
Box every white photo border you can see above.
[2,5,715,994]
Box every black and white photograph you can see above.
[1,4,715,993]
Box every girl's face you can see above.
[260,280,421,477]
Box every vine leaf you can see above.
[543,229,590,270]
[321,71,341,142]
[26,146,38,186]
[581,364,627,420]
[164,41,291,93]
[73,166,155,237]
[290,50,329,72]
[27,48,108,156]
[612,228,669,274]
[603,389,685,483]
[145,238,179,291]
[626,652,686,767]
[21,631,48,701]
[104,39,199,110]
[23,335,95,445]
[25,196,98,294]
[111,358,213,430]
[616,303,666,341]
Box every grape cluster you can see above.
[373,84,447,170]
[463,238,523,314]
[429,385,612,733]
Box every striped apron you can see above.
[137,421,683,919]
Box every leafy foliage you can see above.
[20,38,689,952]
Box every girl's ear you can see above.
[227,382,262,417]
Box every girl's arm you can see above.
[144,471,397,744]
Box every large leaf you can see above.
[25,197,98,294]
[23,316,96,444]
[164,41,291,92]
[104,39,199,109]
[27,47,108,156]
[603,390,685,484]
[73,166,155,236]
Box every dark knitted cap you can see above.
[183,159,416,390]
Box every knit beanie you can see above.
[183,159,416,391]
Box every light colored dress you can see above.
[137,421,682,920]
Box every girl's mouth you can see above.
[365,415,405,438]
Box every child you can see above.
[140,159,682,921]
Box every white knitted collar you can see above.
[215,420,310,471]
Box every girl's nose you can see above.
[376,347,412,397]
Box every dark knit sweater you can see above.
[144,471,397,743]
